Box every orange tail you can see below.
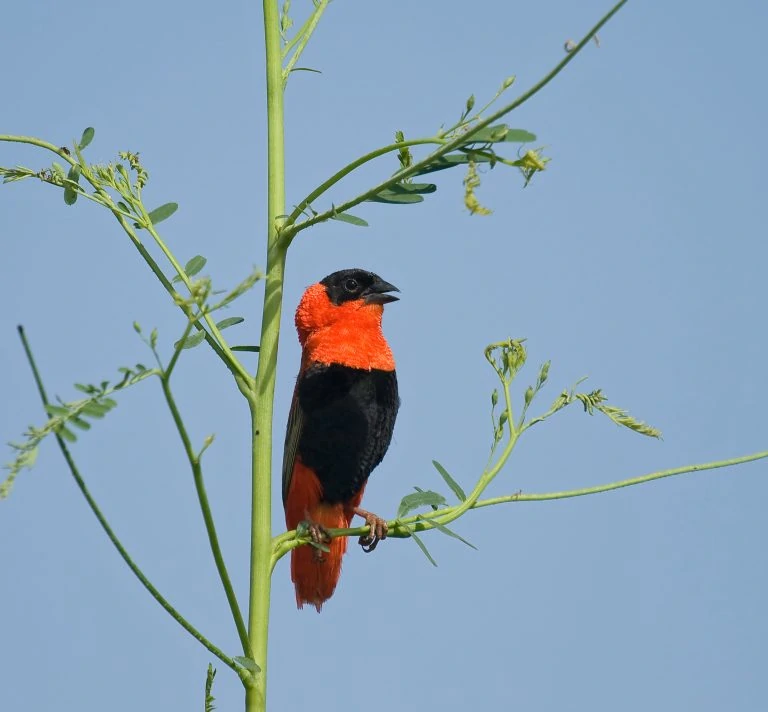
[285,461,361,612]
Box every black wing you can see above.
[281,381,304,505]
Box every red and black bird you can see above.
[282,269,400,611]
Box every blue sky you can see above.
[2,1,767,710]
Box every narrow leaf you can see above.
[56,425,77,443]
[78,127,95,150]
[461,125,536,145]
[388,182,437,195]
[205,664,217,712]
[116,201,130,213]
[290,67,322,74]
[503,129,537,143]
[45,404,70,417]
[397,490,447,519]
[418,516,477,550]
[174,331,206,350]
[367,191,424,205]
[216,317,244,330]
[233,656,261,674]
[146,202,178,225]
[330,213,369,227]
[231,345,260,352]
[70,416,92,431]
[80,402,110,417]
[410,531,438,566]
[413,152,495,176]
[432,460,466,501]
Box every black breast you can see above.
[296,363,399,503]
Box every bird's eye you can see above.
[343,278,359,292]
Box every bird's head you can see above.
[295,269,399,347]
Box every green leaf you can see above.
[146,202,178,225]
[78,127,95,150]
[45,404,70,418]
[410,531,438,566]
[80,402,111,417]
[503,128,537,143]
[70,416,92,431]
[418,516,477,550]
[174,331,206,350]
[413,152,495,176]
[184,255,207,277]
[233,656,261,674]
[205,664,217,712]
[216,317,244,330]
[460,124,537,145]
[231,345,260,352]
[172,255,208,284]
[389,182,437,194]
[413,486,440,510]
[116,201,130,213]
[56,425,77,443]
[330,212,369,227]
[397,490,447,519]
[63,165,81,205]
[432,460,466,501]
[290,67,322,74]
[367,190,424,204]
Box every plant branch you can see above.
[273,449,768,560]
[0,134,249,385]
[160,334,250,656]
[283,0,628,239]
[282,0,330,82]
[282,138,444,239]
[16,326,242,676]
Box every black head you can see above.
[320,269,400,306]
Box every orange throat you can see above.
[296,284,395,371]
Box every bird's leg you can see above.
[353,507,389,553]
[299,520,331,562]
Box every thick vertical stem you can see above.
[246,1,286,710]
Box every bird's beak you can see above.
[363,278,400,305]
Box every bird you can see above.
[282,268,400,611]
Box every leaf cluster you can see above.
[2,363,158,498]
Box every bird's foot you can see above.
[298,520,331,562]
[353,507,388,553]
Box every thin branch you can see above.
[284,0,628,239]
[282,138,444,237]
[161,352,250,656]
[282,0,331,82]
[16,326,241,675]
[273,449,768,561]
[0,134,250,385]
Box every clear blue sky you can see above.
[2,1,767,710]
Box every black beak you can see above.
[363,278,400,305]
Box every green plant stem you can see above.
[141,219,249,382]
[284,0,627,238]
[283,138,444,237]
[246,2,287,710]
[273,449,768,560]
[160,372,250,656]
[0,134,250,385]
[16,326,241,675]
[282,0,330,82]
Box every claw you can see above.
[299,520,331,562]
[353,507,388,553]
